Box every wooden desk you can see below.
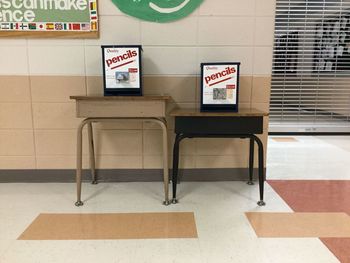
[169,108,269,206]
[70,95,171,206]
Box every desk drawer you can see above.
[175,116,263,135]
[76,100,166,118]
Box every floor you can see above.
[0,136,349,263]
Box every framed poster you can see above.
[102,45,143,96]
[201,62,240,112]
[0,0,98,38]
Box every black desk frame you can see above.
[171,116,266,206]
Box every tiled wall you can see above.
[0,0,275,171]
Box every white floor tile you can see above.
[1,135,348,262]
[261,238,340,263]
[267,136,350,180]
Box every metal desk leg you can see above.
[146,118,170,205]
[172,133,184,204]
[247,137,255,185]
[87,122,97,185]
[75,119,89,207]
[153,118,170,206]
[253,135,266,206]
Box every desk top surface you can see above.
[170,108,269,117]
[70,95,171,101]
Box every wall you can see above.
[0,0,275,173]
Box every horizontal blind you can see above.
[270,0,350,132]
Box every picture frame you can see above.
[0,0,99,38]
[102,45,143,96]
[200,62,240,112]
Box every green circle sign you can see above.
[111,0,204,23]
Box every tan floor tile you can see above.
[19,213,198,240]
[246,212,350,238]
[272,137,298,142]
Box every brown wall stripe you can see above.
[0,168,261,183]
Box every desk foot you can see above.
[171,198,178,204]
[91,180,98,185]
[75,201,84,207]
[257,200,266,206]
[247,181,254,185]
[163,200,171,206]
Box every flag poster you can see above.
[201,62,240,112]
[102,45,143,96]
[0,0,98,37]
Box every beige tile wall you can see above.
[0,75,271,169]
[0,0,275,171]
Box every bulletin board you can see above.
[0,0,99,38]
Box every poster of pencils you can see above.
[102,45,142,96]
[201,62,240,112]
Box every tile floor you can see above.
[0,136,349,262]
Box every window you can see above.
[270,0,350,133]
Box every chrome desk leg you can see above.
[75,119,89,207]
[152,118,170,206]
[87,122,97,184]
[147,118,170,205]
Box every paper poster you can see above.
[0,0,98,34]
[102,46,141,90]
[202,64,239,105]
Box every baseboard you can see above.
[0,168,263,183]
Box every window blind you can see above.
[270,0,350,133]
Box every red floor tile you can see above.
[268,180,350,214]
[321,238,350,263]
[268,180,350,263]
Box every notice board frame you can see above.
[0,0,99,38]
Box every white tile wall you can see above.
[197,47,254,75]
[198,17,255,46]
[256,0,277,16]
[85,16,141,46]
[143,47,198,75]
[254,17,275,46]
[0,0,275,76]
[141,18,197,46]
[28,46,85,75]
[199,0,256,16]
[0,47,29,75]
[98,0,124,16]
[84,45,103,76]
[0,39,27,46]
[253,47,274,75]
